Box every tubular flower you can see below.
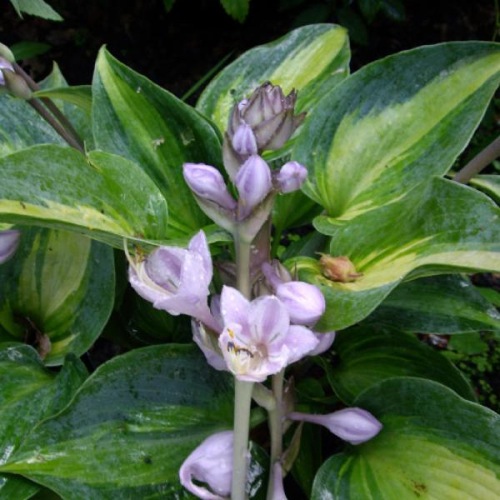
[217,286,320,382]
[179,431,234,500]
[288,407,383,445]
[0,229,20,264]
[128,231,219,331]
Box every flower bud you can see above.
[227,82,306,153]
[2,69,32,99]
[183,163,237,211]
[0,45,15,63]
[179,431,234,499]
[275,281,325,326]
[0,230,21,264]
[271,462,288,500]
[288,407,382,445]
[235,155,272,218]
[319,254,363,283]
[275,161,307,193]
[309,331,336,356]
[232,122,257,156]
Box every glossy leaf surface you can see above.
[0,228,114,365]
[324,327,475,404]
[0,146,169,246]
[93,48,221,239]
[294,178,500,330]
[197,24,350,133]
[297,42,500,217]
[311,378,500,499]
[0,345,234,499]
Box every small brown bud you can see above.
[319,254,363,283]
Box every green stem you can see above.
[266,370,285,500]
[231,233,254,499]
[232,379,254,500]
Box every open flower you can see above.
[179,431,234,500]
[288,407,382,445]
[0,229,20,264]
[128,231,219,331]
[217,286,320,382]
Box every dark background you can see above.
[2,0,498,100]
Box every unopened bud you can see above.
[0,57,14,86]
[235,154,272,218]
[319,254,363,283]
[276,281,325,325]
[275,161,307,193]
[232,122,257,155]
[288,407,382,445]
[2,69,32,99]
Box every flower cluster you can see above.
[125,82,382,500]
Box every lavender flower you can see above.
[217,286,320,382]
[288,407,383,445]
[128,231,218,331]
[262,262,325,326]
[179,431,234,500]
[0,230,20,264]
[275,161,308,194]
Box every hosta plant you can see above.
[0,22,499,499]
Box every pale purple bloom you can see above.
[183,163,237,211]
[179,431,233,500]
[262,262,325,326]
[128,231,219,331]
[235,155,272,219]
[217,286,320,382]
[232,123,257,156]
[275,161,307,193]
[288,407,383,445]
[0,57,14,86]
[0,230,20,264]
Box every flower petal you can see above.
[220,286,250,327]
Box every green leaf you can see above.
[0,145,169,246]
[10,41,51,60]
[9,0,63,20]
[33,86,92,116]
[0,345,86,498]
[324,327,475,404]
[92,47,221,239]
[0,228,114,366]
[298,42,500,217]
[0,95,62,158]
[197,24,350,133]
[220,0,249,22]
[311,377,500,499]
[0,345,234,498]
[471,174,500,204]
[363,275,500,334]
[294,177,500,330]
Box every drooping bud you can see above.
[275,161,307,193]
[235,155,272,219]
[2,68,32,99]
[179,431,234,500]
[288,407,382,445]
[183,163,237,211]
[319,254,363,283]
[0,230,21,264]
[0,44,15,63]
